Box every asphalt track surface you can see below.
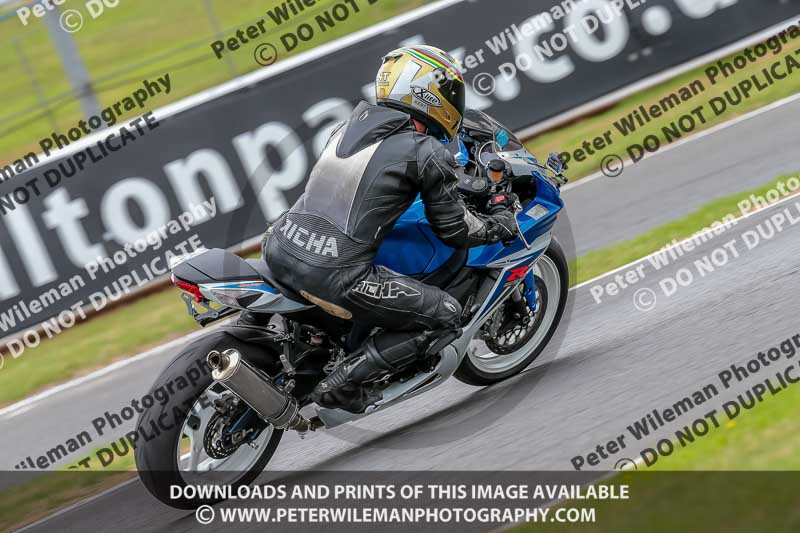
[560,95,800,255]
[3,97,799,531]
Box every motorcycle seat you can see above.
[246,258,278,285]
[246,258,308,304]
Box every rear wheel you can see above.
[135,333,283,510]
[455,240,569,386]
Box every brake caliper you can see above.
[204,395,263,458]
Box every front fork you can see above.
[507,269,538,321]
[523,269,538,313]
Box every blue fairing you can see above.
[374,197,454,274]
[468,173,562,266]
[375,173,564,275]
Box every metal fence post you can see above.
[42,5,101,119]
[203,0,239,78]
[12,37,59,132]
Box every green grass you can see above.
[61,443,139,472]
[0,441,139,531]
[509,341,800,533]
[527,39,800,181]
[643,374,800,471]
[0,249,265,406]
[6,373,800,533]
[572,174,799,285]
[0,445,137,531]
[512,174,800,532]
[0,0,433,163]
[3,8,799,532]
[4,172,795,406]
[1,13,797,412]
[2,190,798,533]
[0,288,196,406]
[0,471,136,533]
[0,447,136,533]
[511,380,800,532]
[0,0,430,406]
[7,377,800,533]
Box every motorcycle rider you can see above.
[263,45,519,413]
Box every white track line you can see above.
[14,478,139,533]
[518,16,800,139]
[3,104,799,419]
[17,0,466,174]
[561,91,800,193]
[0,327,211,419]
[3,9,800,424]
[18,6,797,182]
[10,187,796,533]
[7,9,799,533]
[571,189,800,291]
[491,189,800,533]
[3,3,795,346]
[4,180,797,420]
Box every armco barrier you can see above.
[1,0,798,338]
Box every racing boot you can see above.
[312,329,461,413]
[312,337,396,414]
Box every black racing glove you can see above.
[485,192,520,242]
[486,206,519,243]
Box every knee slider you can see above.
[440,295,462,325]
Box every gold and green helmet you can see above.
[375,45,466,142]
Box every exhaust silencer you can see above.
[207,349,310,433]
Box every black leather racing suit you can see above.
[264,101,517,411]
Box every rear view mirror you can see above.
[546,152,564,175]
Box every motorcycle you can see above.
[134,109,570,509]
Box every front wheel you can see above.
[135,331,283,510]
[455,240,569,386]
